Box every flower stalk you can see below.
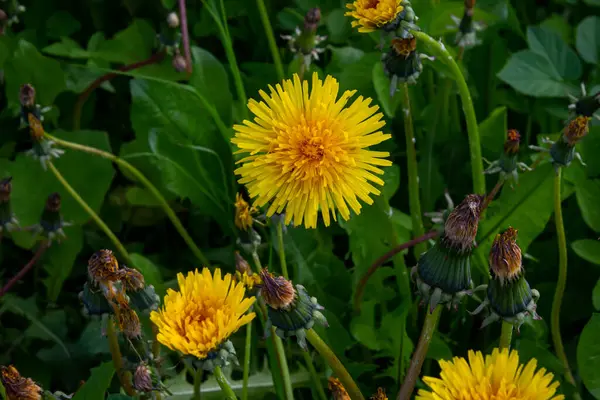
[194,367,203,400]
[499,321,513,349]
[410,30,485,195]
[241,321,252,400]
[396,305,442,400]
[306,329,365,400]
[107,316,136,395]
[214,366,237,400]
[256,0,284,81]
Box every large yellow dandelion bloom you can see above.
[345,0,403,33]
[231,73,392,229]
[416,348,564,400]
[150,268,256,359]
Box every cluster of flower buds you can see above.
[0,177,18,233]
[19,84,63,169]
[412,194,484,312]
[530,115,590,169]
[484,129,531,186]
[259,268,328,350]
[29,193,71,245]
[281,8,327,74]
[471,227,541,331]
[447,0,485,50]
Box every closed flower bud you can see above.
[36,192,69,243]
[27,113,44,142]
[564,115,590,146]
[503,129,520,155]
[304,7,321,32]
[382,37,423,90]
[489,227,522,285]
[172,54,187,72]
[371,388,388,400]
[443,194,484,252]
[548,116,590,167]
[133,364,154,392]
[328,377,350,400]
[235,251,252,275]
[464,0,476,8]
[573,92,600,117]
[0,365,42,400]
[19,84,36,109]
[167,12,179,28]
[260,268,295,309]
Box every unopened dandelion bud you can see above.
[37,192,69,242]
[573,92,600,117]
[304,7,321,32]
[442,194,484,252]
[19,84,36,109]
[128,285,160,313]
[172,54,187,72]
[489,227,522,285]
[382,37,423,88]
[133,364,154,392]
[328,377,350,400]
[464,0,476,8]
[550,116,590,167]
[371,388,388,400]
[235,251,252,275]
[0,365,43,400]
[503,129,520,156]
[261,271,327,349]
[79,282,113,316]
[166,12,179,28]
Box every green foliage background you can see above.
[0,0,600,398]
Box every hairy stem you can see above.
[214,366,237,400]
[72,51,165,130]
[302,351,328,400]
[256,0,284,81]
[551,168,580,397]
[107,317,136,395]
[0,243,48,297]
[399,83,426,257]
[241,319,252,400]
[306,329,365,400]
[47,134,210,266]
[48,161,132,265]
[396,306,442,400]
[411,30,485,196]
[179,0,193,75]
[499,321,513,349]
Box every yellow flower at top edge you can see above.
[234,193,257,231]
[345,0,403,33]
[416,348,565,400]
[150,268,256,360]
[231,72,392,229]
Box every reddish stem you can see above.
[179,0,193,75]
[353,230,440,312]
[0,243,49,297]
[72,51,166,130]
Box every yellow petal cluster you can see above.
[231,73,392,229]
[416,348,564,400]
[345,0,403,33]
[234,193,256,231]
[150,268,256,359]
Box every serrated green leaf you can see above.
[527,26,582,80]
[572,239,600,265]
[578,314,600,399]
[576,178,600,232]
[72,362,115,400]
[576,17,600,64]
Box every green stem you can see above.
[241,319,252,400]
[551,168,580,396]
[499,321,513,349]
[214,366,237,400]
[107,317,136,395]
[255,0,285,81]
[399,83,426,256]
[276,221,289,278]
[396,306,442,400]
[306,329,365,400]
[302,351,328,400]
[411,30,485,195]
[47,161,132,266]
[194,368,203,400]
[47,134,211,266]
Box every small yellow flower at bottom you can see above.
[328,377,350,400]
[234,193,257,231]
[150,267,256,360]
[0,365,42,400]
[416,348,564,400]
[371,387,388,400]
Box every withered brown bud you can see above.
[172,54,187,73]
[133,364,153,392]
[443,194,484,252]
[328,377,350,400]
[0,177,12,203]
[564,116,590,146]
[20,84,36,109]
[117,306,141,338]
[464,0,476,9]
[260,268,296,310]
[235,251,252,275]
[119,266,145,291]
[0,365,42,400]
[391,37,417,57]
[370,388,388,400]
[489,227,522,284]
[304,8,321,32]
[167,12,179,28]
[504,129,520,155]
[88,249,120,284]
[45,192,61,212]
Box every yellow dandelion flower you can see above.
[345,0,403,33]
[234,193,257,231]
[0,365,42,400]
[416,348,564,400]
[236,271,262,290]
[150,268,256,359]
[231,72,392,229]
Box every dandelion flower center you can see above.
[416,348,564,400]
[231,73,392,228]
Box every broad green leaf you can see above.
[594,279,600,310]
[578,314,600,399]
[72,362,115,400]
[479,106,508,159]
[372,62,401,118]
[426,334,453,361]
[497,50,574,98]
[576,17,600,64]
[478,164,556,260]
[43,226,84,301]
[94,19,155,64]
[326,9,352,44]
[189,47,233,127]
[418,1,501,37]
[382,164,401,201]
[328,46,365,70]
[576,178,600,232]
[25,310,68,342]
[541,14,574,44]
[4,39,66,107]
[0,130,115,249]
[44,37,90,59]
[46,11,81,39]
[527,26,582,80]
[585,0,600,6]
[129,253,164,297]
[572,240,600,265]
